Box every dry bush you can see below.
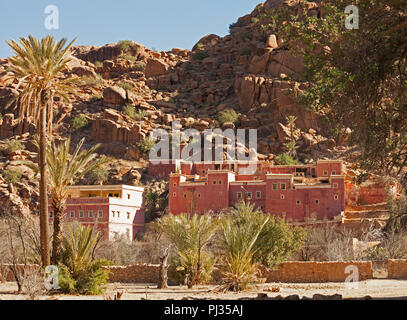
[23,268,45,300]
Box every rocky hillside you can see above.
[0,0,366,217]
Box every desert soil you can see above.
[1,280,407,300]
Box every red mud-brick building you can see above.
[49,185,145,240]
[167,160,345,224]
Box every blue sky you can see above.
[0,0,261,58]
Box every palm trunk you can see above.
[51,196,66,265]
[39,104,50,267]
[157,248,169,289]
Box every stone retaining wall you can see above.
[261,261,373,283]
[387,260,407,279]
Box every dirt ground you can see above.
[1,279,407,300]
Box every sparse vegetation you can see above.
[274,153,300,165]
[120,54,136,63]
[122,105,147,120]
[71,115,89,131]
[192,51,209,61]
[118,81,135,92]
[82,74,104,87]
[1,169,22,185]
[0,139,25,155]
[217,109,241,125]
[134,62,146,71]
[117,40,134,53]
[94,61,103,68]
[86,167,109,185]
[136,138,156,154]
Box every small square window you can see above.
[202,170,205,174]
[114,193,119,198]
[333,183,338,188]
[256,191,261,199]
[334,195,339,200]
[332,171,336,175]
[237,192,242,200]
[197,193,201,198]
[70,211,75,218]
[324,171,328,176]
[88,211,93,218]
[127,212,131,219]
[184,193,187,198]
[173,183,177,187]
[112,211,115,218]
[79,211,84,218]
[247,192,252,200]
[213,181,217,185]
[117,212,120,218]
[127,194,131,200]
[281,194,285,200]
[281,183,286,190]
[272,184,278,190]
[173,192,177,197]
[296,200,301,205]
[315,199,319,205]
[98,210,103,218]
[219,180,222,185]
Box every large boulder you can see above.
[103,86,127,106]
[145,58,169,78]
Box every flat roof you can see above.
[68,185,144,192]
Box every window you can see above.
[173,183,177,187]
[332,170,336,175]
[218,180,222,185]
[281,183,286,190]
[213,181,217,185]
[184,193,187,199]
[79,211,84,218]
[49,212,53,218]
[108,193,113,197]
[333,183,338,189]
[127,194,131,200]
[202,170,205,174]
[112,211,115,218]
[117,211,120,218]
[98,210,103,218]
[296,200,301,205]
[114,193,119,197]
[256,191,261,199]
[88,211,93,218]
[173,192,177,197]
[70,211,75,218]
[334,195,339,200]
[315,199,319,205]
[272,183,278,190]
[247,192,252,200]
[127,212,131,219]
[280,194,285,200]
[323,171,328,176]
[197,193,201,198]
[237,192,242,200]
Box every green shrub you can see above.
[89,94,102,103]
[217,109,241,125]
[251,17,259,24]
[86,167,109,185]
[82,74,103,87]
[122,105,147,120]
[71,115,89,131]
[136,138,156,154]
[118,82,135,92]
[0,114,3,120]
[117,40,134,52]
[192,51,209,61]
[0,139,26,155]
[1,169,22,184]
[133,62,146,71]
[94,61,103,68]
[58,225,112,295]
[274,153,300,165]
[120,54,136,63]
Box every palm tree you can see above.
[27,137,109,264]
[155,213,219,288]
[5,35,78,266]
[220,202,269,292]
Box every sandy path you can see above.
[1,280,407,300]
